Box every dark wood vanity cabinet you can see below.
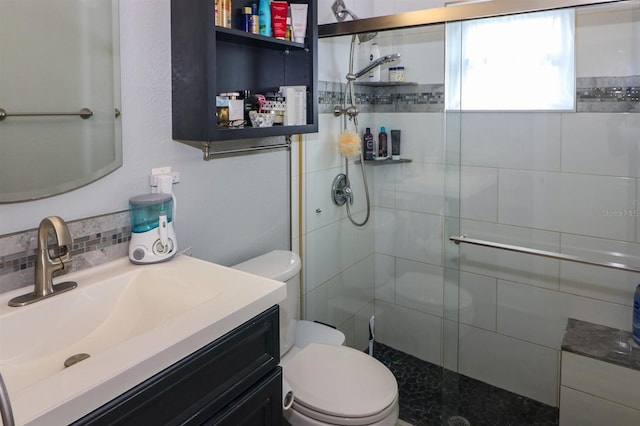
[73,305,281,425]
[170,0,318,143]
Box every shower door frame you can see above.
[318,0,633,423]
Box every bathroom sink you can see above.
[0,255,286,425]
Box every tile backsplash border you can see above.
[0,211,132,294]
[318,75,640,113]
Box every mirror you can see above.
[0,0,122,202]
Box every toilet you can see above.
[233,250,399,426]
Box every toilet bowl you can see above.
[233,250,399,426]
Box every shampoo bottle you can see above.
[633,284,640,345]
[369,43,381,82]
[363,127,374,160]
[258,0,271,36]
[378,127,388,159]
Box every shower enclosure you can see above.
[304,0,639,424]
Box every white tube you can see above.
[290,4,308,44]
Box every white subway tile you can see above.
[460,113,561,171]
[375,299,443,365]
[562,113,640,177]
[375,253,396,303]
[460,166,498,222]
[395,258,444,316]
[460,271,496,331]
[396,163,446,215]
[560,234,640,307]
[498,170,636,241]
[459,325,559,406]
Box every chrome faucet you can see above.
[8,216,77,307]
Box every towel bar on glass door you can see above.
[449,235,640,274]
[0,107,93,121]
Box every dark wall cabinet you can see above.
[73,305,281,425]
[171,0,318,143]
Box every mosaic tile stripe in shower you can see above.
[319,76,640,113]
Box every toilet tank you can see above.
[232,250,300,357]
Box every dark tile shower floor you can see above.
[372,342,559,426]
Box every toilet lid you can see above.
[284,343,398,419]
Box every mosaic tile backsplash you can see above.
[0,211,132,294]
[318,75,639,113]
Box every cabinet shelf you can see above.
[215,26,306,50]
[355,81,418,87]
[171,0,317,146]
[356,158,412,165]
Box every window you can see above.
[445,9,575,110]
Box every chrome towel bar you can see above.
[202,136,292,160]
[0,107,93,121]
[449,235,640,274]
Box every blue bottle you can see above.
[258,0,271,36]
[634,284,640,345]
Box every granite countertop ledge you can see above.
[562,318,640,372]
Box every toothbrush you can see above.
[368,315,375,356]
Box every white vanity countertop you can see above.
[0,255,286,425]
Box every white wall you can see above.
[0,0,290,266]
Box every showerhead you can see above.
[331,0,377,43]
[350,53,401,80]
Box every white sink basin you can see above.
[0,255,286,425]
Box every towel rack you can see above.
[202,135,292,160]
[449,235,640,274]
[0,107,93,121]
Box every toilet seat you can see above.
[284,343,398,425]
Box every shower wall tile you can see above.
[374,112,445,164]
[373,166,397,209]
[498,170,636,241]
[460,166,498,222]
[375,253,395,303]
[395,163,446,216]
[497,279,632,350]
[458,324,559,406]
[305,219,355,292]
[303,114,342,174]
[305,282,328,324]
[459,271,497,332]
[326,256,375,328]
[559,234,640,306]
[305,167,345,233]
[374,207,443,266]
[375,299,443,366]
[460,113,562,171]
[395,258,444,317]
[575,5,640,78]
[459,220,561,291]
[561,112,640,177]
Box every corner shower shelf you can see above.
[354,82,418,87]
[357,158,412,165]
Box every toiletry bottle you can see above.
[363,127,374,160]
[258,0,271,36]
[369,43,381,81]
[251,3,260,34]
[214,0,221,26]
[633,284,640,345]
[242,7,252,32]
[222,0,231,28]
[390,129,401,160]
[286,16,292,41]
[378,127,388,159]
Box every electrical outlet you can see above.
[151,166,172,175]
[149,170,180,186]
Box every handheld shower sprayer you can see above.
[347,53,402,81]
